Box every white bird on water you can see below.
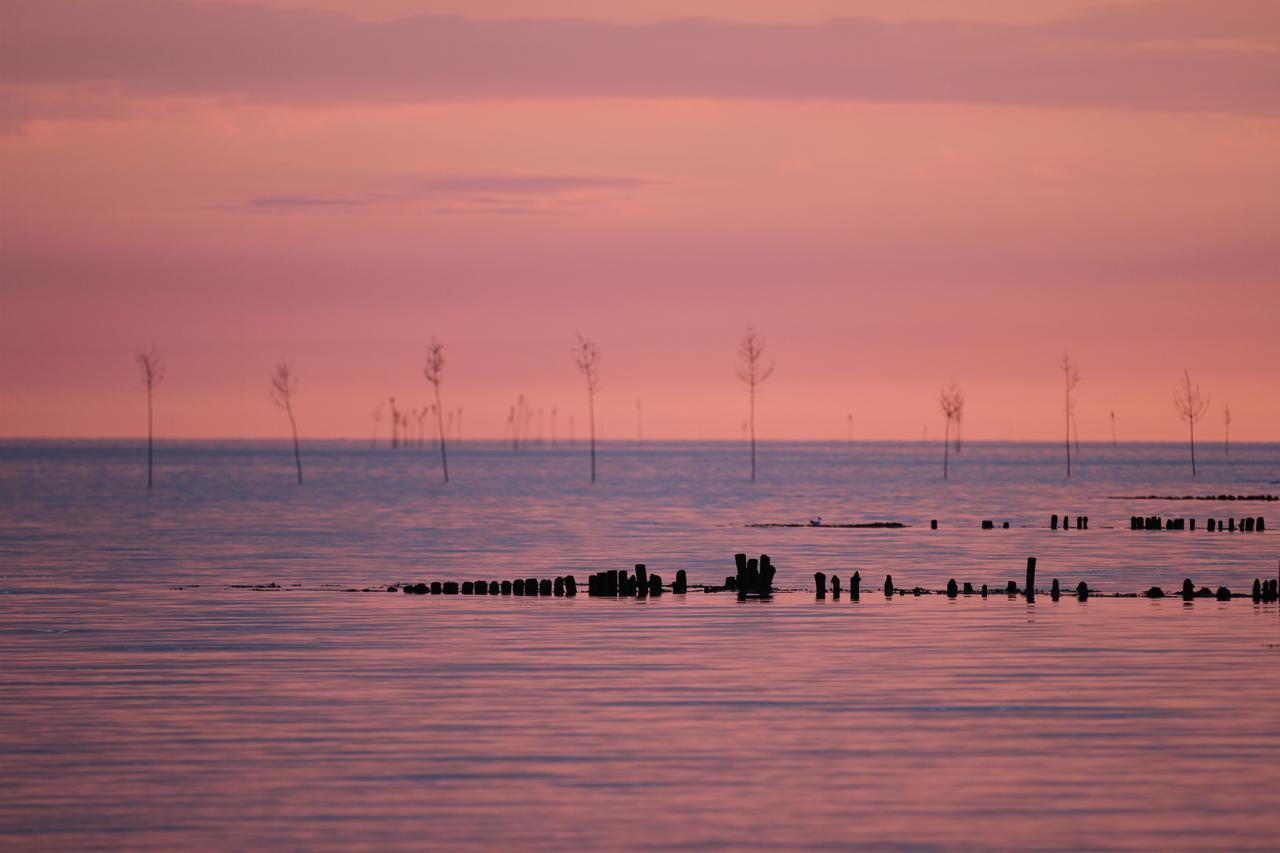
[809,517,822,527]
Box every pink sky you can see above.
[2,0,1278,440]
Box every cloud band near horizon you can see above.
[4,0,1279,123]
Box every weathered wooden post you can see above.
[1244,517,1255,532]
[1005,580,1018,596]
[527,576,540,595]
[851,570,861,599]
[884,574,894,596]
[1207,518,1216,532]
[431,581,442,594]
[1182,578,1194,600]
[813,572,825,598]
[931,519,938,529]
[554,576,565,596]
[759,555,776,596]
[1051,579,1060,601]
[515,578,526,595]
[982,520,994,530]
[981,584,989,597]
[648,574,662,595]
[443,581,459,595]
[1189,518,1195,530]
[462,582,474,594]
[1076,581,1088,601]
[963,581,974,595]
[1051,514,1059,530]
[831,574,842,597]
[474,580,487,595]
[946,579,958,598]
[634,564,648,597]
[501,580,512,595]
[1215,586,1231,601]
[1257,516,1265,531]
[674,569,688,594]
[1228,518,1236,532]
[1025,557,1037,600]
[539,578,553,596]
[565,576,578,596]
[734,554,747,590]
[1252,579,1262,602]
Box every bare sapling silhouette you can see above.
[572,333,601,483]
[135,346,164,489]
[270,358,303,484]
[939,381,964,480]
[370,401,383,449]
[736,326,774,482]
[1058,353,1080,477]
[1110,409,1117,447]
[423,338,449,483]
[1174,369,1210,476]
[954,407,963,454]
[1223,404,1231,456]
[389,397,400,449]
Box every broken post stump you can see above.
[815,571,827,598]
[1051,579,1060,601]
[884,574,895,597]
[946,579,958,598]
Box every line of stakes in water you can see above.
[391,555,1280,604]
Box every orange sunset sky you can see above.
[2,0,1277,441]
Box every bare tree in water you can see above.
[1223,404,1231,456]
[370,401,384,449]
[939,381,964,480]
[953,408,963,454]
[1057,353,1080,477]
[136,346,164,489]
[1174,369,1210,476]
[423,338,449,483]
[270,358,303,484]
[572,334,601,483]
[736,326,775,482]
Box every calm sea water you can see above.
[2,441,1278,849]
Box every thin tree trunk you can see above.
[943,416,950,480]
[1065,390,1072,479]
[1190,421,1196,476]
[587,390,596,483]
[433,387,449,483]
[146,387,154,489]
[287,407,302,484]
[749,383,756,482]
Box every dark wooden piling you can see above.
[474,581,487,595]
[1252,579,1262,602]
[963,581,974,595]
[462,582,474,594]
[1003,521,1010,529]
[1025,557,1037,600]
[487,581,499,595]
[565,576,578,596]
[1244,517,1255,532]
[635,563,648,590]
[1145,586,1165,598]
[1207,518,1216,531]
[1215,586,1232,601]
[1257,516,1265,531]
[884,574,894,596]
[982,520,994,529]
[1076,581,1088,601]
[814,571,827,598]
[851,571,861,599]
[527,577,540,596]
[674,569,688,594]
[539,578,552,596]
[1182,578,1194,601]
[1229,518,1236,532]
[1051,579,1060,601]
[759,555,776,597]
[501,580,512,595]
[1063,514,1071,530]
[1189,518,1196,530]
[443,581,459,595]
[931,519,938,529]
[981,584,988,597]
[1051,514,1059,530]
[515,578,526,595]
[946,578,958,598]
[648,574,662,595]
[431,581,442,595]
[734,553,747,587]
[553,577,565,596]
[1005,580,1018,596]
[831,574,842,597]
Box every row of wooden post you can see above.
[400,577,578,596]
[587,566,689,597]
[1050,514,1089,530]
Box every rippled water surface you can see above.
[2,441,1278,849]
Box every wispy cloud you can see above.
[245,174,654,211]
[3,0,1278,120]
